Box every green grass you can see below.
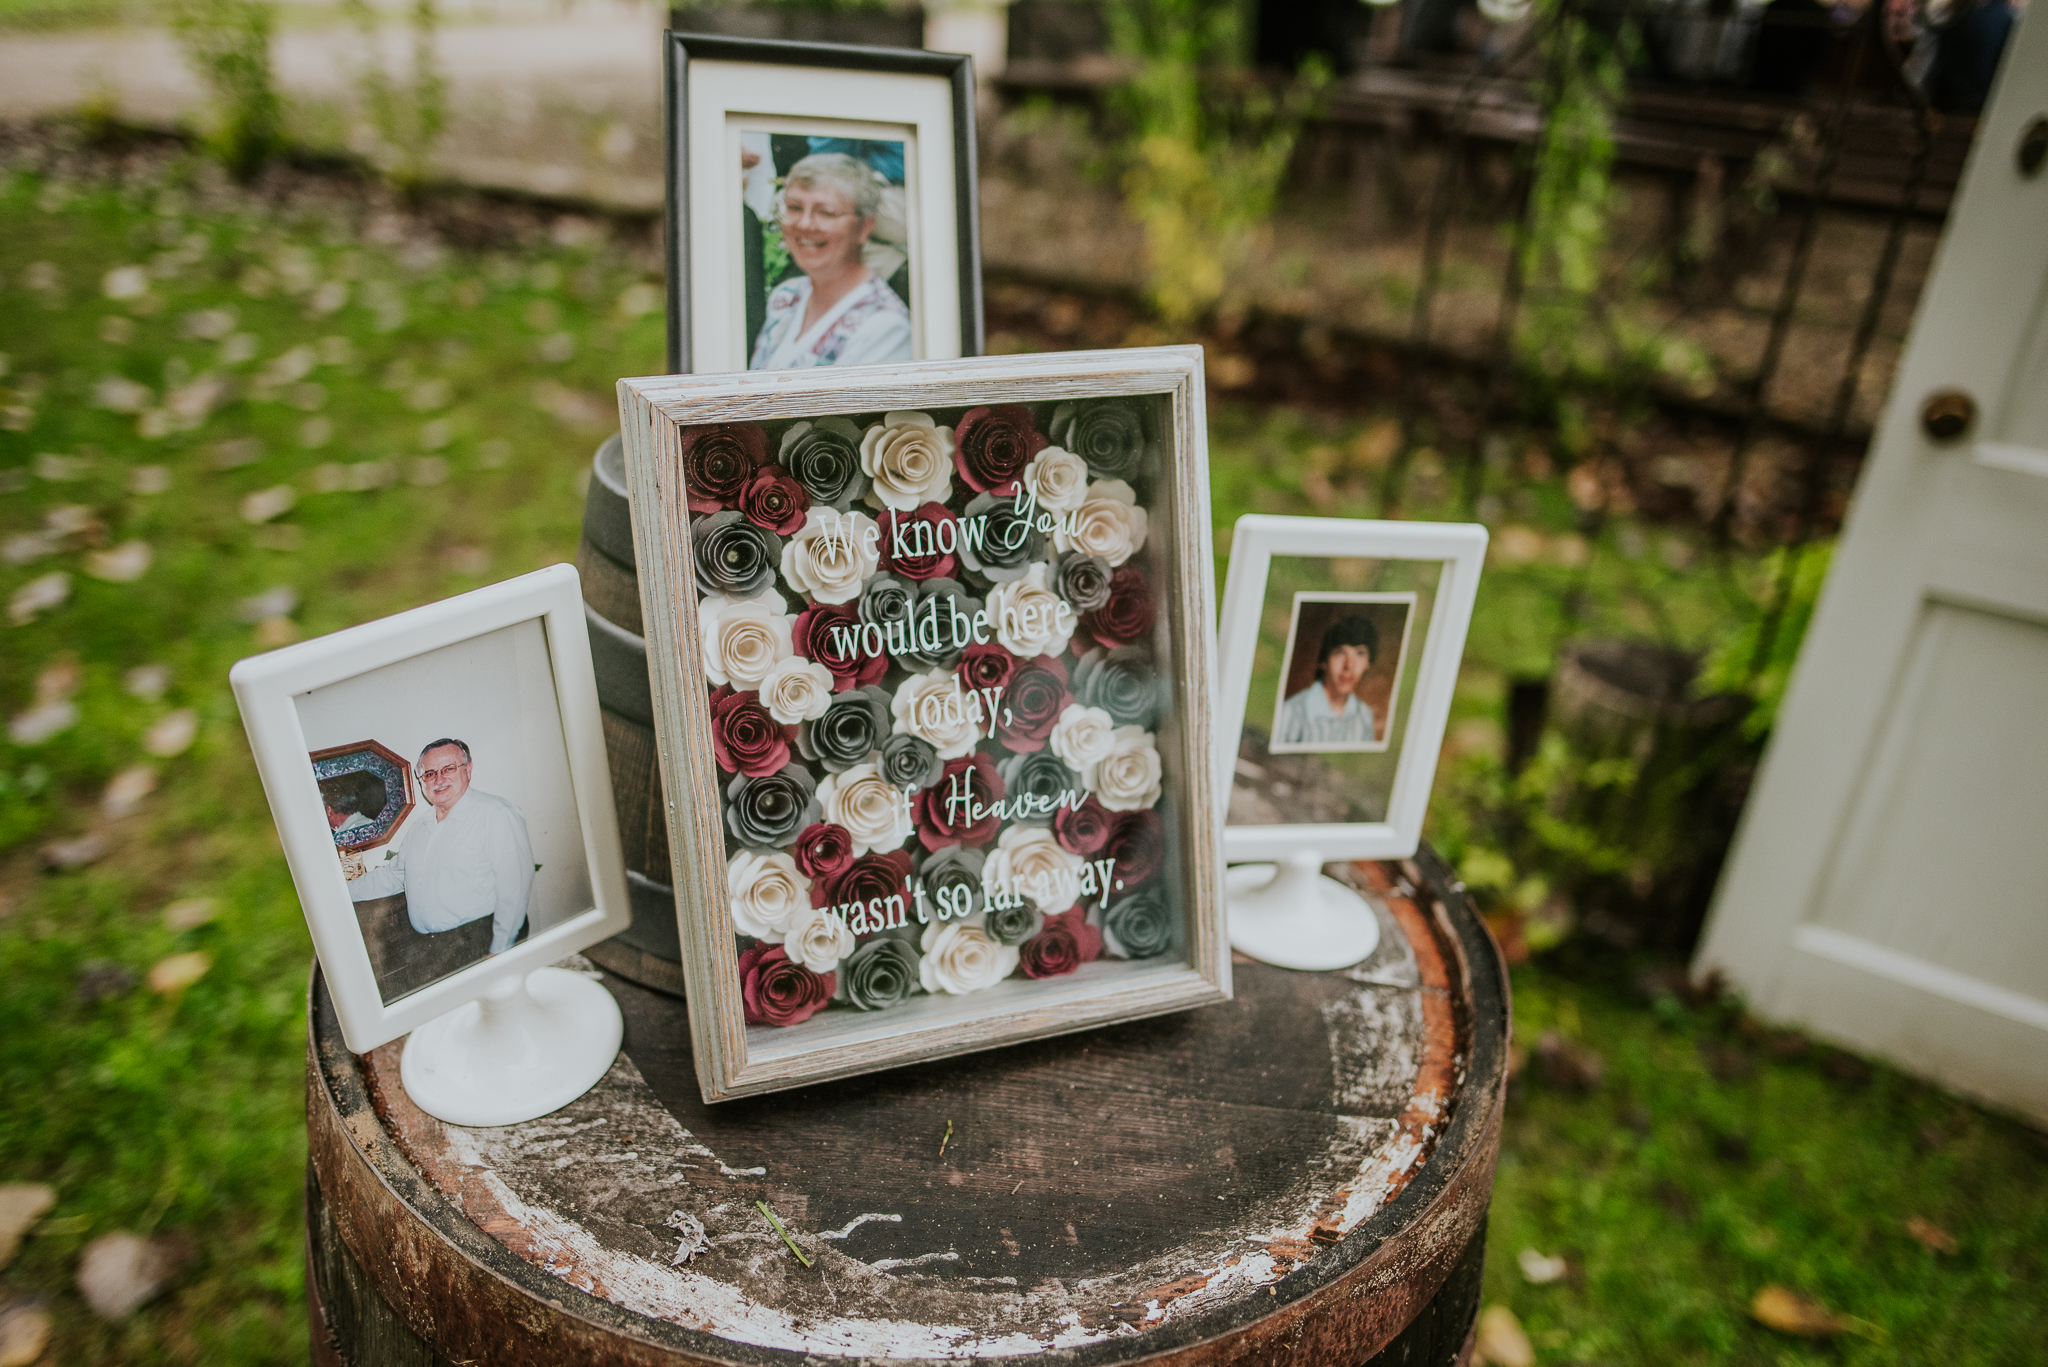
[1,152,2041,1366]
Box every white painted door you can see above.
[1694,11,2048,1125]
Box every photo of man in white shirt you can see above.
[1277,615,1381,749]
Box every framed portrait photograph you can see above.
[615,346,1226,1102]
[665,32,982,375]
[230,565,631,1053]
[1217,517,1487,863]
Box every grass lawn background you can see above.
[1,145,2042,1365]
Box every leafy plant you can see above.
[1697,540,1834,739]
[342,0,448,197]
[170,0,282,181]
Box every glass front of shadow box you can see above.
[1232,554,1446,827]
[679,396,1197,1034]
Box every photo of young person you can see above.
[1269,594,1416,754]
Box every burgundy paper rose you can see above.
[1079,564,1156,651]
[1054,794,1114,857]
[952,403,1046,495]
[914,752,1005,851]
[956,641,1017,698]
[738,942,835,1027]
[994,655,1071,753]
[1108,807,1165,888]
[792,821,855,883]
[793,602,888,692]
[739,463,809,536]
[1020,906,1101,979]
[709,686,791,777]
[680,423,768,514]
[878,502,960,582]
[822,849,915,922]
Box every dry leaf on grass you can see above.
[1905,1215,1958,1254]
[1751,1284,1882,1340]
[1472,1304,1535,1367]
[162,898,217,931]
[76,1232,187,1319]
[1517,1247,1571,1284]
[0,1184,57,1268]
[0,1301,53,1367]
[146,951,211,995]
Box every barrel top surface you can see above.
[311,855,1506,1363]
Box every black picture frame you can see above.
[662,31,985,375]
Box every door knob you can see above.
[1920,389,1977,443]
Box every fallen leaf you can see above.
[146,950,211,995]
[1751,1284,1847,1337]
[40,834,106,871]
[0,1184,57,1268]
[0,1301,53,1367]
[8,572,69,625]
[237,586,298,622]
[1517,1247,1570,1284]
[7,701,77,746]
[239,485,295,524]
[76,1231,186,1319]
[101,766,157,818]
[1905,1215,1958,1254]
[143,709,199,757]
[101,265,149,300]
[162,898,216,931]
[1473,1304,1535,1367]
[1493,525,1547,566]
[128,465,172,495]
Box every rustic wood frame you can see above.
[1216,515,1488,863]
[616,347,1228,1103]
[229,565,633,1053]
[663,31,983,374]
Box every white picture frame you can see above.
[229,564,632,1053]
[1216,516,1488,863]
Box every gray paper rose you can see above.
[859,573,915,636]
[997,750,1079,827]
[725,765,819,851]
[838,935,924,1011]
[984,897,1045,948]
[892,577,979,670]
[779,416,869,510]
[919,844,986,920]
[958,490,1046,586]
[1053,553,1113,613]
[692,511,782,598]
[1101,884,1173,959]
[798,685,891,773]
[1049,400,1148,482]
[879,732,943,791]
[1073,646,1160,730]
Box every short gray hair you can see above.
[783,152,881,220]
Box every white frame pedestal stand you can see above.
[1225,852,1382,971]
[400,967,623,1127]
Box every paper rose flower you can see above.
[680,423,768,513]
[758,656,833,726]
[858,572,915,642]
[821,849,914,928]
[982,824,1083,913]
[952,403,1045,495]
[878,503,959,582]
[739,942,834,1026]
[783,903,857,974]
[726,850,813,942]
[891,669,981,761]
[955,641,1017,699]
[998,750,1079,826]
[1022,446,1089,514]
[878,732,943,792]
[918,919,1019,995]
[1073,646,1159,730]
[798,685,891,773]
[1079,563,1155,651]
[984,896,1044,948]
[699,590,795,689]
[838,936,923,1011]
[1087,724,1164,812]
[1049,703,1116,773]
[1108,807,1166,887]
[793,602,889,692]
[918,844,985,921]
[709,686,791,777]
[894,578,982,671]
[792,821,855,882]
[915,753,1003,850]
[1101,884,1173,960]
[958,489,1047,586]
[995,655,1072,754]
[779,417,868,510]
[816,761,912,856]
[986,563,1075,659]
[1052,553,1113,614]
[693,511,783,598]
[738,463,809,536]
[1020,906,1102,979]
[782,507,881,606]
[725,765,819,850]
[1053,479,1149,569]
[861,411,955,512]
[1048,399,1148,482]
[1054,794,1114,857]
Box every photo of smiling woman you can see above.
[739,128,915,370]
[1270,594,1416,754]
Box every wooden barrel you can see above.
[305,851,1506,1367]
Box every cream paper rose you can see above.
[985,563,1075,658]
[784,904,857,974]
[1021,446,1089,514]
[1053,478,1149,568]
[860,411,956,511]
[726,850,812,942]
[698,588,795,688]
[816,761,912,855]
[890,669,981,760]
[759,656,834,725]
[982,825,1083,913]
[781,507,880,605]
[1086,724,1163,811]
[919,917,1020,994]
[1049,703,1116,773]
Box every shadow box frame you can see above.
[616,346,1228,1103]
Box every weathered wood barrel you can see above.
[305,851,1506,1367]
